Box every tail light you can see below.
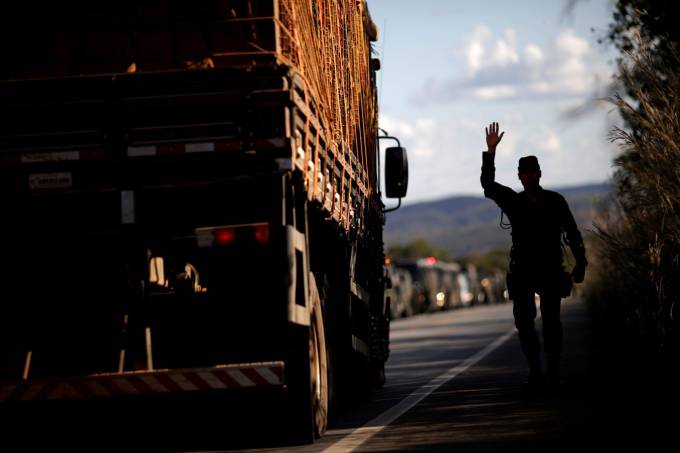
[214,228,237,246]
[196,223,270,248]
[253,224,270,244]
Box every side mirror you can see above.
[385,146,408,198]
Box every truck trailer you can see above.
[0,0,408,442]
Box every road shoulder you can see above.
[358,298,676,452]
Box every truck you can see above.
[385,261,415,319]
[0,0,408,443]
[395,257,442,313]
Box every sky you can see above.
[367,0,621,205]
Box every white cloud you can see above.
[414,26,612,104]
[375,111,611,204]
[381,114,436,136]
[497,130,517,156]
[524,44,544,67]
[556,29,589,58]
[473,84,516,100]
[377,113,524,203]
[529,128,561,153]
[465,25,492,75]
[380,114,438,159]
[466,26,519,76]
[380,115,414,138]
[490,29,519,67]
[415,118,435,132]
[413,146,434,158]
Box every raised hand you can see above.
[485,122,505,154]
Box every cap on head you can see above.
[518,155,540,172]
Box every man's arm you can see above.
[559,196,588,282]
[480,122,515,208]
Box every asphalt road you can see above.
[4,297,676,452]
[226,297,677,452]
[250,297,590,453]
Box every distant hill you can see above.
[384,182,612,257]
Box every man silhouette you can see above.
[480,122,587,389]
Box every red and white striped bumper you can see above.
[0,361,284,402]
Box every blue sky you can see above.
[367,0,620,204]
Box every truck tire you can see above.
[286,273,329,443]
[309,275,329,438]
[370,360,386,389]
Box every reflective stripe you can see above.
[19,383,44,401]
[226,369,255,387]
[47,382,83,400]
[139,375,170,393]
[186,142,215,153]
[256,367,283,385]
[21,151,80,163]
[197,371,228,389]
[84,380,112,398]
[240,368,269,386]
[0,362,286,402]
[112,378,141,395]
[169,373,199,391]
[127,146,157,157]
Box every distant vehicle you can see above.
[492,270,510,303]
[478,274,496,304]
[434,262,463,309]
[457,272,476,307]
[467,269,509,305]
[462,264,482,306]
[385,263,415,319]
[395,257,441,313]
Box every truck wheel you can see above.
[370,360,386,389]
[286,273,329,443]
[309,275,329,438]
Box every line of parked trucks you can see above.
[386,257,509,319]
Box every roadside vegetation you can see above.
[585,0,680,360]
[387,238,453,261]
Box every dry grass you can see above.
[587,38,680,353]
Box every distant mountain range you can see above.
[384,182,612,257]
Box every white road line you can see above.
[321,327,516,453]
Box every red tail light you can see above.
[254,224,270,244]
[196,223,270,247]
[214,228,237,246]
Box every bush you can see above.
[588,37,680,356]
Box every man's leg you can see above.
[539,292,562,384]
[512,288,542,381]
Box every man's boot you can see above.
[524,354,545,393]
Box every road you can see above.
[254,297,592,453]
[4,297,674,452]
[215,296,674,452]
